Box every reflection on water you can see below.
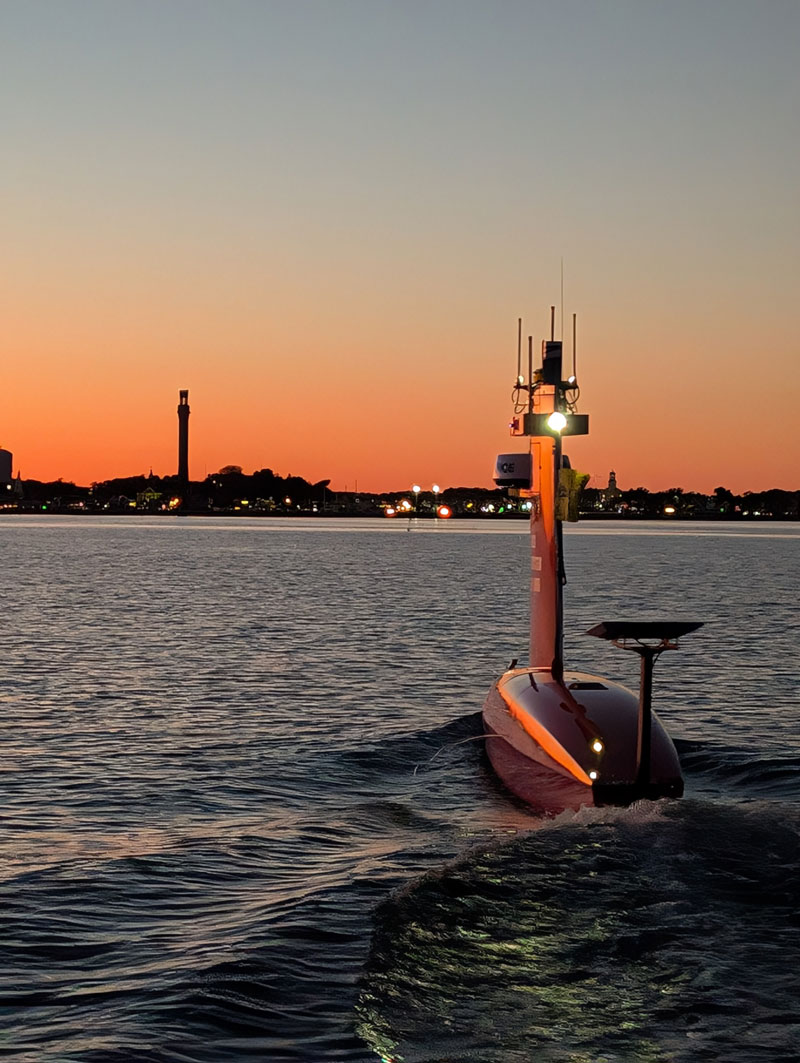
[0,517,797,1061]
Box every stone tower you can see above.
[177,390,190,482]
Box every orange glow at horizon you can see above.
[2,4,798,497]
[4,285,797,496]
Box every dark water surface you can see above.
[1,517,798,1062]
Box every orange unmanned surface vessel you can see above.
[482,313,702,812]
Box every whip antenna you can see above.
[560,258,564,340]
[550,305,556,341]
[517,317,522,380]
[528,336,534,412]
[573,313,577,379]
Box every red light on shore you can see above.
[385,507,396,517]
[436,505,452,519]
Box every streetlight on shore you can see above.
[412,484,421,515]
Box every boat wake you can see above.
[357,798,800,1062]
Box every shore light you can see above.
[546,411,568,432]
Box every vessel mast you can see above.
[529,338,564,677]
[510,310,587,680]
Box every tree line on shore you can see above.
[3,467,798,519]
[582,484,799,519]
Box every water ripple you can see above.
[0,517,797,1060]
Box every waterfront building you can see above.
[0,448,12,485]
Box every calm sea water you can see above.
[2,517,798,1062]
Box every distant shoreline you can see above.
[1,509,796,523]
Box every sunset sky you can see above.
[2,1,798,493]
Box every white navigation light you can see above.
[591,739,604,754]
[589,771,599,781]
[547,411,568,432]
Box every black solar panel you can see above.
[586,621,704,641]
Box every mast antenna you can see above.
[560,259,564,341]
[573,313,577,379]
[527,336,534,412]
[517,317,522,381]
[550,305,556,342]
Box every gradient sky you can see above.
[2,0,798,493]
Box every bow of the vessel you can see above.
[482,667,683,812]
